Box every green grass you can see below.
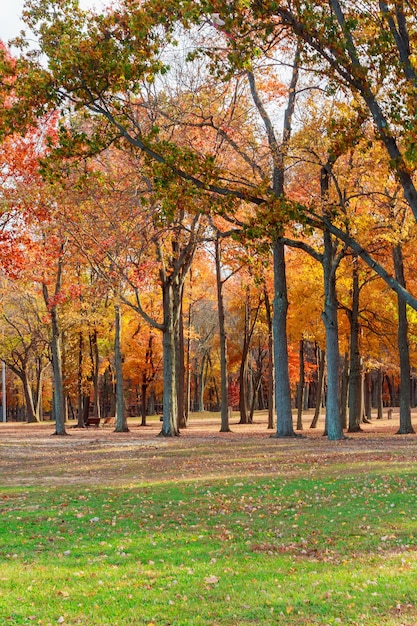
[1,468,417,624]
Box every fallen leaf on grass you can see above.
[204,575,219,585]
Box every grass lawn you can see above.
[1,412,417,625]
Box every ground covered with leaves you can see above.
[1,412,417,625]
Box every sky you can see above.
[0,0,107,45]
[0,1,26,43]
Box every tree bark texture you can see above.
[310,347,325,428]
[393,244,414,434]
[114,303,128,432]
[263,285,275,429]
[296,339,304,430]
[321,227,343,440]
[215,236,230,432]
[50,306,66,435]
[348,259,363,432]
[161,280,179,436]
[273,239,295,437]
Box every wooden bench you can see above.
[85,416,101,428]
[85,416,116,428]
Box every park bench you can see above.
[85,416,101,428]
[85,416,116,428]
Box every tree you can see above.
[247,1,417,221]
[0,283,49,423]
[3,0,417,436]
[123,308,161,426]
[61,152,207,436]
[41,238,68,434]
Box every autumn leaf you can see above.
[204,575,219,585]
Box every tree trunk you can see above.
[348,258,363,432]
[321,227,343,440]
[141,381,148,426]
[177,299,187,429]
[393,244,414,434]
[364,371,372,422]
[238,288,251,424]
[197,351,209,413]
[160,280,179,436]
[386,374,395,408]
[246,52,299,437]
[263,285,274,429]
[238,353,250,423]
[376,368,383,419]
[50,306,66,435]
[15,369,38,423]
[273,239,296,437]
[77,332,85,427]
[296,339,304,430]
[114,303,128,432]
[310,347,325,428]
[320,158,344,441]
[89,330,101,420]
[42,249,67,435]
[340,353,349,430]
[215,236,230,432]
[140,333,156,426]
[184,273,193,425]
[249,366,263,424]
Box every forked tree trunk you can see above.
[247,50,300,438]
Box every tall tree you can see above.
[4,0,417,435]
[247,1,417,221]
[0,284,49,423]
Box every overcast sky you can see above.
[0,1,25,43]
[0,0,108,45]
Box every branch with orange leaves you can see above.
[304,213,417,311]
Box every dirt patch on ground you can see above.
[1,410,417,487]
